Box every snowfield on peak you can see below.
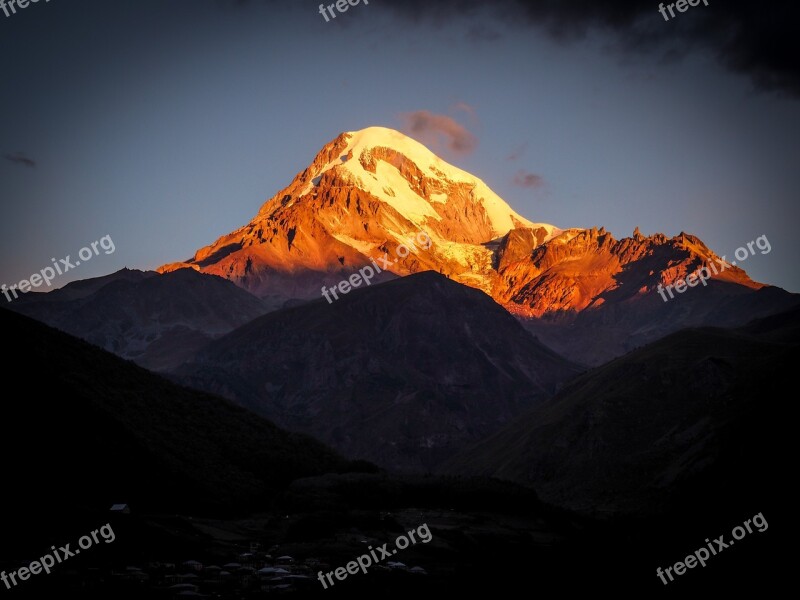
[307,126,560,239]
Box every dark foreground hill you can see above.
[175,271,583,471]
[7,268,269,371]
[0,307,789,596]
[0,307,355,519]
[444,307,799,518]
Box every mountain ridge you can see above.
[0,307,359,516]
[8,267,270,371]
[441,306,799,515]
[173,270,583,471]
[153,126,795,364]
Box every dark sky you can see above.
[1,0,798,290]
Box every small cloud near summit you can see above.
[399,110,477,156]
[507,143,528,161]
[513,170,544,188]
[4,152,36,168]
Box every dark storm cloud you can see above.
[4,153,36,168]
[383,0,800,98]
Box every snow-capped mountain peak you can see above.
[161,127,561,301]
[158,127,763,322]
[258,126,558,239]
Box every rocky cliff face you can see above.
[497,226,760,318]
